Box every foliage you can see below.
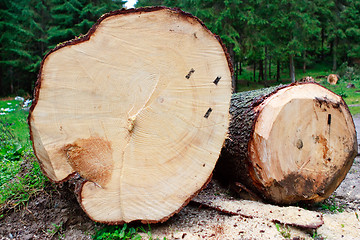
[1,0,360,95]
[312,229,326,240]
[0,99,48,212]
[319,195,344,213]
[318,67,360,115]
[275,223,291,239]
[93,223,164,240]
[0,0,125,96]
[136,0,360,84]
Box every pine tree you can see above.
[0,0,124,96]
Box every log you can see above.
[216,82,358,204]
[28,7,232,224]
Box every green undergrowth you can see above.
[0,99,32,148]
[0,98,48,215]
[236,64,360,115]
[93,224,166,240]
[318,195,344,213]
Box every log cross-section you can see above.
[28,7,232,224]
[217,83,358,204]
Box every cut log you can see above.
[28,7,232,224]
[216,82,358,204]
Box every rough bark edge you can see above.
[219,82,357,203]
[27,6,233,184]
[76,174,213,224]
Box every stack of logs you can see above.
[28,7,358,224]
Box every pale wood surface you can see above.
[251,84,357,203]
[29,8,232,223]
[217,83,358,204]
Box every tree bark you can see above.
[264,47,268,82]
[258,59,264,82]
[253,62,256,82]
[276,60,280,82]
[28,7,232,224]
[332,39,337,71]
[289,54,296,83]
[216,83,358,204]
[268,55,271,80]
[303,51,307,73]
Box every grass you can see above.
[93,223,165,240]
[0,99,32,148]
[319,195,344,213]
[275,223,291,239]
[319,79,360,115]
[236,63,360,115]
[0,98,48,215]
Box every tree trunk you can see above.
[276,60,280,82]
[228,45,236,92]
[264,47,268,82]
[321,28,325,60]
[216,83,358,204]
[303,51,307,73]
[258,59,264,82]
[10,67,14,94]
[253,62,256,82]
[28,7,232,224]
[268,55,271,80]
[332,39,337,71]
[289,54,296,82]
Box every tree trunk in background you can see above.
[321,28,325,60]
[332,39,337,71]
[234,62,238,92]
[289,55,296,82]
[276,60,280,82]
[28,7,232,224]
[10,68,14,94]
[264,47,268,82]
[253,62,256,82]
[268,56,271,80]
[258,59,264,82]
[216,83,358,204]
[303,51,307,73]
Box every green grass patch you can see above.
[318,195,344,213]
[236,64,360,115]
[318,78,360,115]
[93,224,164,240]
[0,99,31,149]
[0,98,49,213]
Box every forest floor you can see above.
[0,114,359,240]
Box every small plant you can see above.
[47,222,63,238]
[275,223,291,239]
[93,223,166,240]
[320,195,344,213]
[312,229,326,240]
[93,224,142,240]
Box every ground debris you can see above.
[192,180,324,229]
